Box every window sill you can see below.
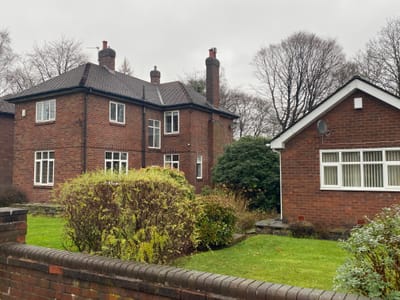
[109,122,126,127]
[35,121,55,126]
[320,187,400,192]
[33,185,54,189]
[164,132,179,136]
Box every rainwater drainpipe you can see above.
[141,86,146,168]
[83,92,88,172]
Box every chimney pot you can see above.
[102,41,108,49]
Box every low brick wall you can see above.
[0,208,368,300]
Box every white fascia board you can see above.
[270,79,400,149]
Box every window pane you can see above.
[173,154,179,161]
[343,165,361,187]
[113,152,119,159]
[105,152,112,159]
[49,161,54,183]
[49,151,55,159]
[322,152,339,163]
[106,162,112,170]
[121,152,127,160]
[173,113,179,132]
[342,152,360,162]
[110,102,116,120]
[364,164,383,187]
[43,152,48,159]
[165,113,172,132]
[388,165,400,186]
[387,150,400,161]
[117,104,124,123]
[36,152,41,159]
[35,162,41,183]
[113,161,119,172]
[49,101,55,120]
[364,151,382,162]
[42,161,48,184]
[324,166,338,185]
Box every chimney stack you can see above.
[98,40,116,71]
[150,66,161,84]
[205,48,220,108]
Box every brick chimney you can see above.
[205,48,220,108]
[98,41,116,71]
[150,66,161,84]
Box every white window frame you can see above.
[196,155,203,179]
[164,154,179,170]
[320,147,400,191]
[105,151,128,174]
[36,99,56,123]
[164,110,179,134]
[109,101,125,124]
[34,150,55,186]
[148,119,161,149]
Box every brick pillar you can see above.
[0,207,28,244]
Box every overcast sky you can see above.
[2,0,400,93]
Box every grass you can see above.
[26,215,347,290]
[26,215,65,249]
[173,235,347,290]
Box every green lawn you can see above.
[26,215,346,290]
[173,235,346,290]
[26,215,65,249]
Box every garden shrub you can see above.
[196,194,237,250]
[55,167,199,264]
[334,205,400,298]
[0,185,27,207]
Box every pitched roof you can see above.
[270,76,400,149]
[4,63,236,118]
[0,98,15,114]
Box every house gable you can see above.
[271,76,400,150]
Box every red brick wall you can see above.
[281,91,400,228]
[13,93,234,202]
[0,114,14,185]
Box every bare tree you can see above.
[253,31,347,131]
[355,18,400,96]
[0,30,16,95]
[118,57,133,75]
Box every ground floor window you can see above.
[320,148,400,191]
[34,150,54,186]
[105,151,128,173]
[164,154,179,170]
[196,155,203,179]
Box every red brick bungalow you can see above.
[271,76,400,229]
[4,42,236,202]
[0,99,14,185]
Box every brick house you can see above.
[271,76,400,229]
[4,41,236,202]
[0,99,14,185]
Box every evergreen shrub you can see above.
[55,167,199,264]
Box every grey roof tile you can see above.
[0,98,15,114]
[4,63,236,118]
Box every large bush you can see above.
[196,194,237,250]
[55,167,199,264]
[334,205,400,298]
[212,136,280,211]
[0,185,27,207]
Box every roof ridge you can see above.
[79,63,91,87]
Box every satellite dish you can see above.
[317,120,329,135]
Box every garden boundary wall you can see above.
[0,207,369,300]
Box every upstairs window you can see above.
[320,148,400,191]
[164,111,179,134]
[196,155,203,179]
[36,99,56,123]
[34,150,54,186]
[105,151,128,173]
[109,101,125,124]
[148,119,161,149]
[164,154,179,170]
